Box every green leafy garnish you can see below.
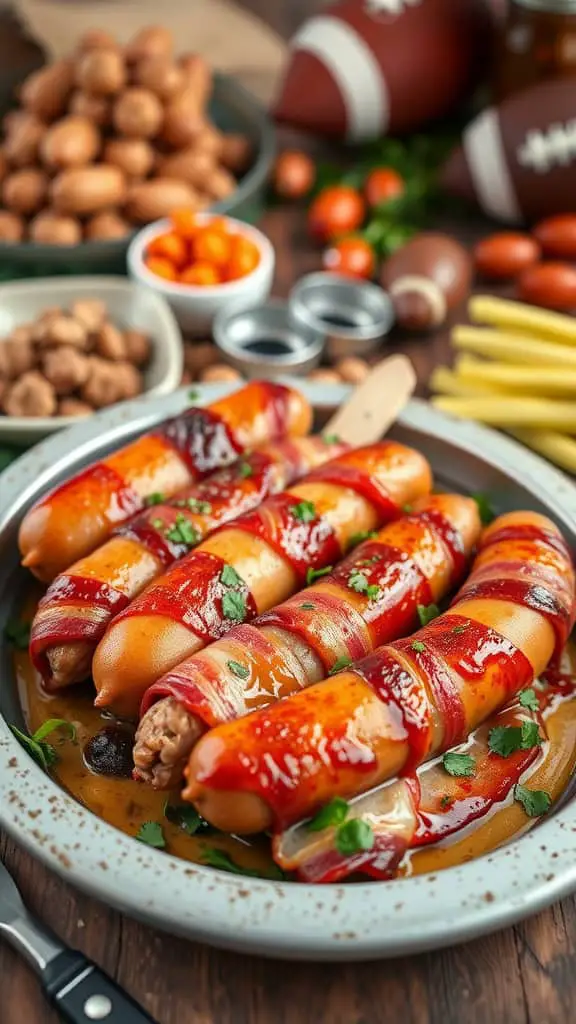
[220,564,241,587]
[329,656,353,675]
[306,565,333,586]
[335,819,375,856]
[175,497,212,514]
[488,721,542,758]
[10,718,76,772]
[202,847,285,880]
[472,492,495,525]
[519,688,540,713]
[151,518,164,529]
[348,570,369,593]
[323,433,341,445]
[227,660,249,679]
[307,797,349,832]
[144,492,165,507]
[4,619,31,650]
[164,802,212,836]
[238,461,253,479]
[222,591,247,622]
[290,500,316,524]
[300,602,316,610]
[136,821,166,849]
[411,641,426,653]
[417,604,440,627]
[440,794,452,810]
[165,513,199,548]
[188,389,199,402]
[514,785,552,818]
[402,504,413,514]
[348,530,378,547]
[442,752,476,778]
[452,621,471,635]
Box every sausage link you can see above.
[184,511,575,834]
[29,436,344,689]
[19,381,311,582]
[93,442,432,717]
[134,493,480,788]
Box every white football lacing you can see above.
[517,121,576,174]
[364,0,423,17]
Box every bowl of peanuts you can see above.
[127,210,275,333]
[0,276,183,443]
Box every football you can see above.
[273,0,494,142]
[441,79,576,224]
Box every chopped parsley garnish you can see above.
[144,492,165,506]
[335,819,374,856]
[417,604,440,627]
[175,497,212,514]
[452,621,471,635]
[136,821,166,849]
[323,433,341,445]
[4,619,31,650]
[220,564,241,587]
[151,518,164,529]
[307,797,349,832]
[442,752,476,778]
[188,389,199,402]
[514,784,551,818]
[347,569,379,598]
[202,847,285,880]
[472,492,495,525]
[165,513,199,548]
[519,688,540,713]
[440,794,452,810]
[10,718,76,772]
[306,565,333,586]
[411,641,426,653]
[349,530,378,547]
[222,591,247,621]
[290,500,316,523]
[300,602,316,610]
[227,660,250,679]
[329,656,353,675]
[488,721,543,758]
[238,461,253,479]
[164,801,213,836]
[402,503,413,514]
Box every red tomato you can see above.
[323,236,375,279]
[192,227,233,268]
[273,150,316,199]
[147,230,188,268]
[308,185,365,243]
[180,261,222,286]
[364,167,405,208]
[145,256,178,282]
[226,235,260,280]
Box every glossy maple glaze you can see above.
[18,381,311,583]
[93,442,432,716]
[185,512,576,834]
[29,436,344,689]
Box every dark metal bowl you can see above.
[0,73,276,276]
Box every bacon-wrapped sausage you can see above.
[19,381,311,582]
[92,442,432,717]
[134,493,480,788]
[29,436,345,690]
[185,511,576,834]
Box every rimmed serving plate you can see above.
[1,381,575,962]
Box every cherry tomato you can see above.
[364,167,405,208]
[147,230,188,268]
[308,185,365,243]
[170,207,200,239]
[225,235,260,280]
[180,261,222,286]
[192,227,233,267]
[146,256,178,282]
[323,236,375,279]
[273,150,316,199]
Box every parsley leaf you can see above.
[222,591,247,622]
[144,492,165,507]
[348,570,369,593]
[335,819,375,856]
[329,656,352,675]
[175,497,212,514]
[136,821,166,848]
[348,530,378,547]
[520,720,543,749]
[151,517,164,529]
[307,797,349,832]
[188,389,199,402]
[452,621,471,635]
[440,794,452,810]
[519,688,540,713]
[411,641,426,653]
[472,492,495,525]
[366,584,381,600]
[33,718,76,744]
[164,802,213,836]
[290,501,316,524]
[202,847,285,880]
[323,433,341,445]
[4,619,31,650]
[227,660,249,679]
[488,721,542,758]
[417,604,440,627]
[300,602,316,610]
[165,514,199,548]
[238,461,253,479]
[306,565,333,586]
[220,564,241,587]
[442,752,476,778]
[514,784,551,818]
[10,718,76,772]
[402,503,413,514]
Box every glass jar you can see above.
[494,0,576,101]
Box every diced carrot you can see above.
[147,231,188,268]
[180,261,222,286]
[146,256,178,282]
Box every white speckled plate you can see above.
[1,382,576,962]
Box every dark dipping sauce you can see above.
[243,338,292,356]
[319,313,359,329]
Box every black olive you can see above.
[83,725,135,778]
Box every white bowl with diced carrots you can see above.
[127,210,275,335]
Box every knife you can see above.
[0,858,158,1023]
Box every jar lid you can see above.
[513,0,576,13]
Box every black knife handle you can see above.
[43,949,159,1024]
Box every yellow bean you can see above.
[455,355,576,397]
[432,395,576,431]
[470,295,576,346]
[509,429,576,475]
[452,326,576,368]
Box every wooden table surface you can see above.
[2,2,576,1022]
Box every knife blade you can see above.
[0,858,158,1023]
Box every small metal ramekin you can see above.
[213,299,325,378]
[289,273,394,360]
